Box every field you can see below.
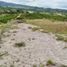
[0,9,67,67]
[0,12,67,42]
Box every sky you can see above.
[0,0,67,9]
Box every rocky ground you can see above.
[0,21,67,67]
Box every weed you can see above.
[32,27,40,31]
[14,42,25,47]
[46,60,55,66]
[0,51,8,59]
[10,64,14,67]
[40,64,44,67]
[56,34,67,42]
[56,34,64,41]
[33,64,37,67]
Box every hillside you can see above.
[0,1,67,13]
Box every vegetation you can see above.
[46,60,55,66]
[39,64,44,67]
[56,34,67,42]
[31,27,40,31]
[0,51,8,59]
[0,7,67,42]
[26,19,67,34]
[33,64,37,67]
[0,14,18,23]
[14,42,25,47]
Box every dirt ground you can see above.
[0,22,67,67]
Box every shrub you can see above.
[56,34,64,41]
[40,64,44,67]
[33,64,37,67]
[46,60,55,66]
[14,42,25,47]
[32,27,40,31]
[56,34,67,42]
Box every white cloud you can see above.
[0,0,67,9]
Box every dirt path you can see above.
[0,22,67,67]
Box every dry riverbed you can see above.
[0,21,67,67]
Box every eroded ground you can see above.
[0,21,67,67]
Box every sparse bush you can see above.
[56,34,67,42]
[32,27,40,31]
[0,51,8,58]
[10,64,14,67]
[14,42,25,47]
[61,64,67,67]
[46,60,55,66]
[56,34,64,41]
[33,64,37,67]
[63,37,67,42]
[40,64,44,67]
[28,26,32,29]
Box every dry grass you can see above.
[26,19,67,34]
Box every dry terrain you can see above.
[0,20,67,67]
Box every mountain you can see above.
[0,1,45,11]
[0,1,67,13]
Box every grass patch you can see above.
[14,42,25,47]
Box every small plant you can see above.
[46,60,55,66]
[56,34,64,41]
[61,64,67,67]
[28,26,32,29]
[32,27,40,31]
[0,51,8,59]
[12,30,17,33]
[33,64,37,67]
[10,64,14,67]
[63,46,67,49]
[14,42,25,47]
[63,37,67,42]
[40,64,44,67]
[56,34,67,42]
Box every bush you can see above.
[46,60,55,66]
[14,42,25,47]
[33,64,37,67]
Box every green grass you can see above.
[0,14,18,23]
[16,12,67,21]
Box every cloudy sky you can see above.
[0,0,67,9]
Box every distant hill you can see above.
[0,1,45,11]
[0,1,67,13]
